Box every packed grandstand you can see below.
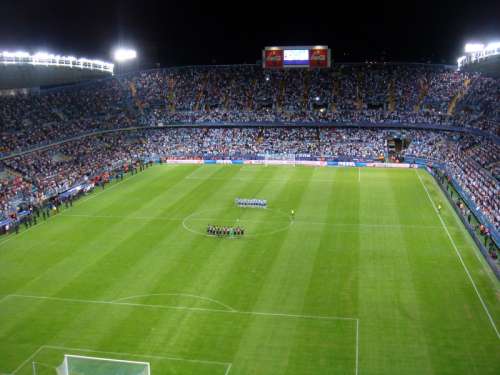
[0,63,498,260]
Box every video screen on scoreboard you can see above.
[283,49,309,66]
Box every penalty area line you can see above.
[3,294,358,322]
[416,170,499,340]
[5,344,231,375]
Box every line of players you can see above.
[207,225,245,237]
[235,198,267,208]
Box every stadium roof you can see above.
[459,54,500,77]
[0,52,113,89]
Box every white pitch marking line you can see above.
[10,346,45,374]
[43,345,231,367]
[5,344,231,375]
[5,294,358,322]
[111,293,237,312]
[224,363,233,375]
[467,238,500,290]
[416,170,500,340]
[60,213,447,230]
[355,319,359,375]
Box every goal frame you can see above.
[59,354,151,375]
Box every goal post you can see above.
[263,153,296,166]
[55,354,150,375]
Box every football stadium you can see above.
[1,3,499,374]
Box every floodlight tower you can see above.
[112,48,137,74]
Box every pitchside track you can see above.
[0,165,498,374]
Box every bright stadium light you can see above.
[0,50,114,74]
[464,43,484,53]
[486,42,500,50]
[113,48,137,62]
[34,52,51,59]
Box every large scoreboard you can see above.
[263,46,331,69]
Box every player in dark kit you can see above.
[207,225,244,238]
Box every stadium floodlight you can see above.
[113,48,137,62]
[464,43,484,53]
[0,50,114,74]
[34,52,51,59]
[485,42,500,50]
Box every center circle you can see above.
[182,207,292,237]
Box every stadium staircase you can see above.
[355,71,364,110]
[246,79,257,111]
[387,78,396,112]
[223,79,234,111]
[167,77,176,112]
[331,79,340,112]
[448,77,471,115]
[194,74,209,111]
[303,72,310,110]
[256,128,264,144]
[276,78,286,111]
[414,78,429,112]
[128,82,144,112]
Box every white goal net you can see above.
[263,153,296,166]
[55,354,150,375]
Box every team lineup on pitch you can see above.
[0,165,498,374]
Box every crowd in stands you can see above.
[0,63,498,156]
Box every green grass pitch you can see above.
[0,165,498,374]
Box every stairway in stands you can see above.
[167,77,176,112]
[194,73,209,111]
[128,81,143,112]
[414,78,429,112]
[302,72,310,110]
[331,79,339,112]
[246,79,257,111]
[223,79,234,111]
[387,78,396,112]
[276,78,286,112]
[355,71,364,110]
[256,128,264,145]
[448,77,471,115]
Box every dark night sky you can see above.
[1,0,500,67]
